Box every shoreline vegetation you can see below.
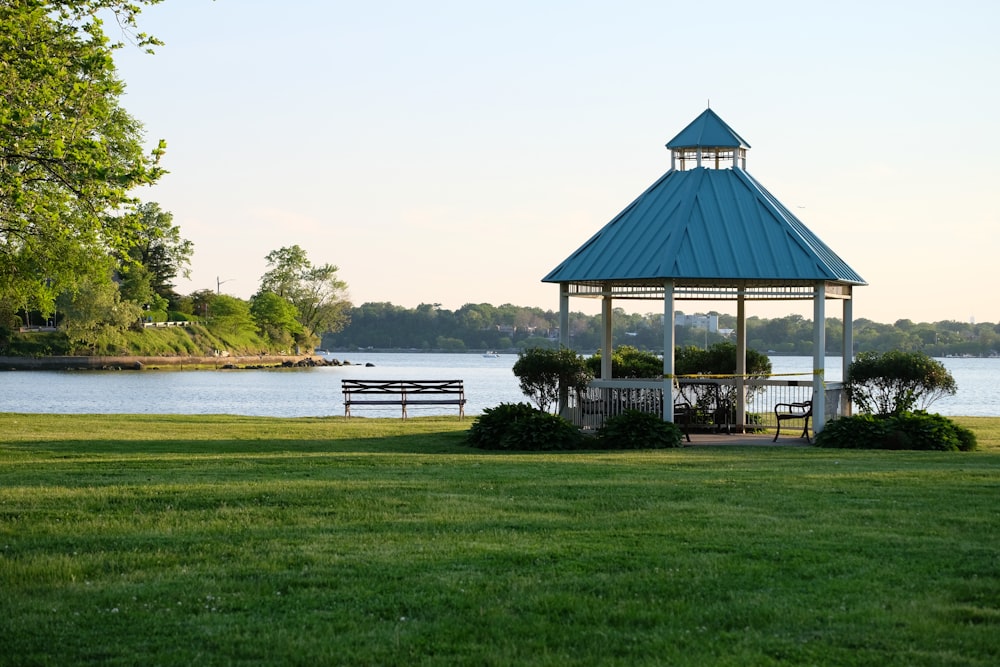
[8,307,1000,363]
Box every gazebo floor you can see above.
[684,431,812,447]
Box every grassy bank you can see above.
[8,324,278,358]
[1,415,998,666]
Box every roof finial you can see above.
[707,98,710,108]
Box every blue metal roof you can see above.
[542,166,866,286]
[666,108,750,149]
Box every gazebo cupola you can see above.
[667,107,750,171]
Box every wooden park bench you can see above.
[342,379,466,419]
[773,399,812,442]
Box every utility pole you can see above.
[216,277,234,294]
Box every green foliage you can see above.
[846,350,957,416]
[467,402,584,450]
[675,341,772,376]
[467,402,538,448]
[512,347,593,412]
[673,342,772,424]
[585,345,663,378]
[435,336,466,351]
[597,409,684,449]
[123,202,194,304]
[326,303,1000,357]
[250,291,302,347]
[207,294,256,338]
[887,412,977,451]
[812,414,889,449]
[0,1,166,319]
[815,412,977,451]
[56,273,142,354]
[259,245,351,344]
[499,410,585,451]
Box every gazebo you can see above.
[542,108,866,434]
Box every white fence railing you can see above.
[565,377,845,435]
[143,321,195,328]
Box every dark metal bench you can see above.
[342,379,466,419]
[773,399,812,442]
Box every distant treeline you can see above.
[322,302,1000,357]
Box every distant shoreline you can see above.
[0,355,349,371]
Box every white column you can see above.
[842,294,854,417]
[559,284,571,415]
[812,282,826,433]
[601,287,613,380]
[559,283,570,348]
[663,280,675,422]
[736,293,747,432]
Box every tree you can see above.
[57,272,142,354]
[208,294,254,337]
[117,261,168,320]
[675,342,773,424]
[0,1,166,322]
[845,350,957,416]
[121,202,193,304]
[512,347,592,413]
[674,341,771,377]
[250,291,302,348]
[585,345,663,378]
[258,245,351,346]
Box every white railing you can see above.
[564,376,845,434]
[142,321,194,328]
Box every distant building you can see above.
[675,313,719,333]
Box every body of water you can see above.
[1,353,997,418]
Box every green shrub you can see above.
[499,411,585,451]
[467,402,583,451]
[846,350,957,416]
[887,412,977,451]
[813,414,890,449]
[466,402,537,449]
[597,409,684,449]
[815,412,977,451]
[512,347,592,413]
[675,342,772,378]
[585,345,663,378]
[676,342,772,422]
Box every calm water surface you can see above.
[1,354,997,417]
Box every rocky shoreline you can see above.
[0,354,363,371]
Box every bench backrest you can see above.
[342,380,464,396]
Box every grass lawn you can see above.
[1,414,998,666]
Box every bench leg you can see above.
[773,417,811,442]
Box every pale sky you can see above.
[113,0,1000,324]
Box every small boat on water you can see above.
[483,351,500,358]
